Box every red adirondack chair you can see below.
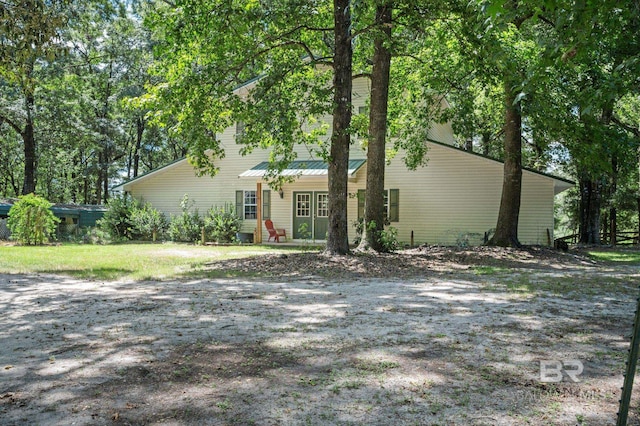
[265,219,287,242]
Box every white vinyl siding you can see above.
[369,142,555,246]
[121,76,564,245]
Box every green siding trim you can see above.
[262,190,271,220]
[235,191,243,219]
[357,190,365,220]
[389,189,399,222]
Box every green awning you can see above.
[239,159,366,178]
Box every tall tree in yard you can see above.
[540,0,640,244]
[468,2,543,247]
[357,1,459,251]
[328,0,353,254]
[479,9,529,247]
[358,2,392,252]
[490,76,523,246]
[0,0,68,195]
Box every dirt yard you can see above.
[1,246,639,425]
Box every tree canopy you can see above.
[0,0,639,249]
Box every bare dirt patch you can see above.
[1,246,639,425]
[204,246,598,279]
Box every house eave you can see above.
[426,139,575,193]
[111,157,188,192]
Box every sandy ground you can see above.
[1,251,640,425]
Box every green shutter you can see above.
[389,189,399,222]
[236,190,243,219]
[357,189,365,220]
[262,190,271,220]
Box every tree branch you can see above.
[0,112,24,136]
[612,116,640,137]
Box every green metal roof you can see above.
[0,201,106,226]
[239,159,366,177]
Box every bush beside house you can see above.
[98,194,241,244]
[7,194,60,245]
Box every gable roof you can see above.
[111,156,186,192]
[425,139,574,194]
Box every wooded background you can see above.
[1,0,639,251]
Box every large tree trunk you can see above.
[637,197,640,245]
[610,155,617,245]
[133,116,144,178]
[464,138,473,152]
[102,163,109,203]
[326,0,352,255]
[577,104,614,245]
[578,177,602,244]
[22,93,36,195]
[96,151,105,204]
[358,2,392,252]
[488,80,522,247]
[482,132,490,156]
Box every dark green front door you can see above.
[293,192,313,239]
[314,192,329,240]
[293,191,328,240]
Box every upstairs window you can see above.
[235,121,246,144]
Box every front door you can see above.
[293,192,313,239]
[314,192,329,240]
[293,191,328,240]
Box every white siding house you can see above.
[114,79,572,246]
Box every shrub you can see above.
[7,194,60,245]
[352,219,399,252]
[131,202,168,241]
[378,226,400,252]
[168,195,203,243]
[81,227,112,245]
[352,218,364,246]
[204,204,241,243]
[97,194,141,241]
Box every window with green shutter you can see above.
[357,189,365,219]
[356,189,399,222]
[236,190,266,220]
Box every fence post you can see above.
[617,288,640,425]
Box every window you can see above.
[243,190,256,219]
[235,121,246,144]
[296,193,311,217]
[316,193,328,217]
[235,190,271,220]
[357,189,399,222]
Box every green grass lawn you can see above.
[0,243,303,281]
[587,249,640,265]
